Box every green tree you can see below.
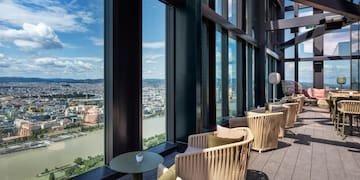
[49,172,55,180]
[74,157,83,165]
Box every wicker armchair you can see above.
[294,96,305,113]
[158,127,254,180]
[231,112,283,152]
[282,102,299,128]
[337,100,360,137]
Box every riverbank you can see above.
[0,130,104,180]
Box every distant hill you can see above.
[0,77,103,83]
[0,77,165,86]
[143,79,165,87]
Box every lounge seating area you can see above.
[119,105,360,180]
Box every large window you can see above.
[0,1,104,179]
[142,0,166,149]
[324,60,351,89]
[228,36,236,116]
[216,30,223,122]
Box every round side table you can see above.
[110,151,164,180]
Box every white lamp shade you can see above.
[269,72,281,84]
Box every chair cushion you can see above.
[158,165,176,180]
[216,125,246,139]
[207,134,244,148]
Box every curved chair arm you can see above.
[176,128,254,180]
[188,132,214,149]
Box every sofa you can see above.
[303,88,329,108]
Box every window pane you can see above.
[351,23,359,55]
[285,0,293,7]
[324,26,350,56]
[298,39,313,58]
[142,0,166,149]
[228,37,236,116]
[298,61,313,88]
[285,62,295,81]
[216,0,222,15]
[0,1,104,179]
[216,31,222,122]
[228,0,236,25]
[324,60,351,89]
[285,46,295,59]
[246,45,254,110]
[351,59,359,90]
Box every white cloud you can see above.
[143,54,164,60]
[89,37,104,46]
[145,60,158,64]
[0,23,63,51]
[143,41,165,49]
[0,53,4,59]
[0,0,94,32]
[33,57,93,70]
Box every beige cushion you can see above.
[207,134,244,148]
[216,125,246,139]
[158,165,176,180]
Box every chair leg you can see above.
[341,113,346,138]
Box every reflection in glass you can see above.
[216,31,222,122]
[228,37,236,116]
[298,61,313,88]
[324,26,350,56]
[298,39,313,58]
[142,0,166,149]
[285,46,295,59]
[324,60,351,89]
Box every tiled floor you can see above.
[119,106,360,180]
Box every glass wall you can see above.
[298,61,313,88]
[228,37,236,116]
[216,31,222,121]
[324,60,351,89]
[142,0,166,149]
[0,1,104,179]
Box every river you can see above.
[0,116,165,180]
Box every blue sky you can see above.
[0,0,104,79]
[142,0,166,79]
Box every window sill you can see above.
[72,142,180,180]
